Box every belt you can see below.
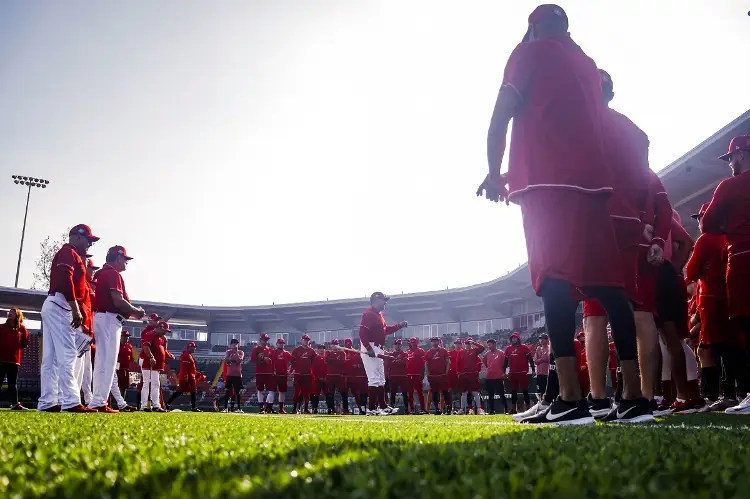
[95,311,126,324]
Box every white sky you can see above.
[0,1,748,306]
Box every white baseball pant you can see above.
[360,345,385,387]
[38,294,82,411]
[56,349,91,405]
[110,372,127,409]
[80,349,93,405]
[659,336,699,382]
[90,312,122,408]
[140,369,161,409]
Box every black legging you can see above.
[713,342,750,399]
[223,376,243,409]
[543,353,559,404]
[485,378,506,414]
[0,363,19,406]
[167,390,197,409]
[536,375,548,396]
[431,390,450,412]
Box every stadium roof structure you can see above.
[1,109,748,335]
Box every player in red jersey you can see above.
[271,338,292,414]
[0,308,30,411]
[251,333,275,414]
[405,337,427,414]
[344,340,369,414]
[458,338,485,415]
[311,343,328,414]
[109,330,136,412]
[504,332,535,413]
[703,135,750,414]
[448,340,462,412]
[166,341,201,411]
[425,337,451,415]
[324,339,348,414]
[291,334,316,414]
[387,339,409,411]
[478,5,648,424]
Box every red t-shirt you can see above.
[405,347,426,376]
[504,344,531,374]
[92,264,130,314]
[324,350,346,376]
[291,345,316,375]
[48,244,87,303]
[425,347,450,376]
[344,351,366,377]
[312,355,327,378]
[501,34,611,202]
[388,350,408,377]
[703,171,750,256]
[685,233,728,301]
[449,349,461,373]
[179,351,197,379]
[250,345,274,374]
[140,330,166,371]
[458,344,486,374]
[0,321,29,365]
[359,306,404,349]
[117,342,134,368]
[271,349,292,375]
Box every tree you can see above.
[31,229,69,290]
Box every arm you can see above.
[670,221,694,271]
[684,235,707,283]
[702,181,731,235]
[487,88,521,177]
[385,322,405,335]
[21,326,29,349]
[110,290,142,317]
[503,355,509,371]
[526,352,536,373]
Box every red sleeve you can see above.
[684,235,708,283]
[702,180,732,235]
[358,311,379,350]
[670,220,694,271]
[474,344,486,355]
[55,248,78,301]
[650,175,673,249]
[98,269,125,295]
[385,323,403,335]
[501,43,538,102]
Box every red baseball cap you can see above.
[409,337,419,343]
[691,203,710,220]
[522,4,568,42]
[260,333,270,341]
[370,292,390,303]
[719,135,750,161]
[148,313,161,322]
[277,338,286,344]
[187,341,196,348]
[69,224,100,242]
[331,339,340,345]
[317,343,325,349]
[344,338,353,346]
[121,330,131,337]
[156,321,172,332]
[394,338,403,345]
[107,246,133,260]
[301,334,311,341]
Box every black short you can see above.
[224,376,244,394]
[656,262,688,327]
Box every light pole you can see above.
[11,175,49,288]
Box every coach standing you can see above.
[90,246,145,413]
[38,224,100,413]
[359,292,407,414]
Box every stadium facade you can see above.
[1,109,748,354]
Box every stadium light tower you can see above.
[11,175,49,288]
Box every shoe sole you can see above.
[613,414,656,424]
[590,408,612,418]
[546,416,596,426]
[725,407,750,414]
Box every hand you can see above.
[476,173,509,205]
[366,348,376,358]
[132,307,146,319]
[642,224,654,242]
[399,321,408,329]
[71,307,83,329]
[647,244,664,266]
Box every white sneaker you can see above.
[709,397,738,412]
[220,409,229,413]
[366,409,378,416]
[478,409,486,415]
[383,406,399,415]
[512,400,548,422]
[725,395,750,414]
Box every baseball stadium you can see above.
[1,109,750,498]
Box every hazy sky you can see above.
[0,1,748,306]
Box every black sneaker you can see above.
[601,397,654,423]
[522,397,594,426]
[191,408,202,412]
[587,394,612,419]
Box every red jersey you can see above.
[703,171,750,255]
[388,350,408,377]
[92,264,130,314]
[324,350,346,376]
[140,330,167,371]
[405,347,426,376]
[667,219,694,271]
[449,349,461,373]
[291,345,316,375]
[0,321,29,365]
[178,351,197,379]
[685,233,728,302]
[504,344,531,374]
[425,347,450,376]
[117,342,134,368]
[358,306,404,349]
[312,355,327,378]
[345,351,366,377]
[48,243,88,304]
[250,345,274,374]
[457,344,485,374]
[271,349,292,375]
[501,35,612,202]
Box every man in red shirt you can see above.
[405,337,426,414]
[483,339,507,414]
[311,343,328,414]
[477,5,647,424]
[324,338,348,414]
[0,308,30,410]
[359,292,407,415]
[425,337,451,415]
[271,338,292,414]
[38,224,100,413]
[166,341,201,411]
[139,321,172,412]
[448,339,462,408]
[91,246,145,413]
[504,333,535,414]
[76,257,99,406]
[344,339,369,414]
[134,313,160,409]
[387,339,409,411]
[458,338,485,414]
[251,333,275,414]
[109,330,136,412]
[702,135,750,414]
[291,334,317,414]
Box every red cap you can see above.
[317,343,325,349]
[259,333,270,341]
[277,338,286,344]
[691,203,710,220]
[187,341,196,348]
[69,224,100,242]
[719,135,750,161]
[394,338,403,345]
[156,321,172,332]
[344,338,353,346]
[148,313,161,322]
[510,331,521,339]
[121,330,131,337]
[522,4,568,42]
[409,337,419,343]
[331,339,340,345]
[87,259,100,270]
[301,334,311,341]
[107,246,133,260]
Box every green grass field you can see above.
[2,412,750,498]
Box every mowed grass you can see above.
[2,412,750,499]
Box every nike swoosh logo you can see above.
[617,406,636,418]
[545,407,577,421]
